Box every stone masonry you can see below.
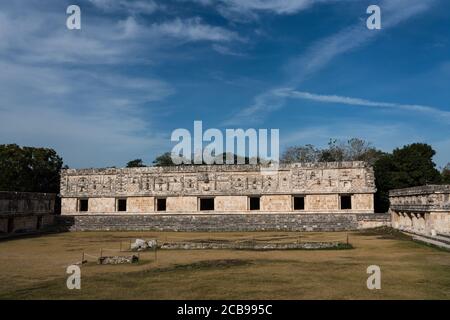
[59,161,386,231]
[0,192,56,235]
[61,161,376,215]
[390,185,450,236]
[57,213,389,232]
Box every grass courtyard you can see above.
[0,228,449,300]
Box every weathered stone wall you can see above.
[128,197,155,213]
[0,192,56,235]
[260,195,291,211]
[389,185,450,235]
[0,215,56,234]
[61,198,77,213]
[89,198,115,213]
[215,196,247,211]
[306,194,338,211]
[0,192,55,214]
[57,213,389,232]
[167,196,197,212]
[353,194,374,211]
[61,162,376,214]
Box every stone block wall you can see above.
[62,194,374,215]
[260,195,291,211]
[61,162,376,215]
[389,185,450,235]
[215,196,247,211]
[128,197,155,213]
[0,192,56,235]
[57,213,389,232]
[0,191,55,214]
[167,196,197,212]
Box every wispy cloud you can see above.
[0,61,174,168]
[275,88,450,122]
[225,0,437,125]
[0,1,180,167]
[0,0,247,167]
[186,0,350,22]
[286,0,437,82]
[88,0,160,14]
[154,17,243,42]
[212,44,247,56]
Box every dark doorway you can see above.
[200,198,214,211]
[157,198,166,211]
[340,195,352,210]
[7,218,14,233]
[79,199,89,212]
[293,196,305,210]
[249,197,260,210]
[36,216,43,230]
[117,199,127,212]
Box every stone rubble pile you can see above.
[98,255,139,265]
[130,239,158,251]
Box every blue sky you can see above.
[0,0,449,168]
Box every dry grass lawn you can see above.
[0,229,449,300]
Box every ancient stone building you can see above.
[390,185,450,236]
[0,192,56,236]
[61,161,375,215]
[58,162,388,231]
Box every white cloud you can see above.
[0,61,174,168]
[286,0,437,82]
[154,17,243,42]
[275,89,450,122]
[187,0,347,21]
[0,1,247,167]
[212,44,246,56]
[225,0,437,125]
[220,0,315,15]
[88,0,159,14]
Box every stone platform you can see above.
[57,213,389,232]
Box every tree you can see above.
[319,139,346,162]
[281,144,320,163]
[442,163,450,184]
[0,144,65,193]
[126,159,146,168]
[153,152,175,166]
[281,138,383,165]
[374,143,441,212]
[318,138,384,165]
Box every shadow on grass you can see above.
[355,227,412,240]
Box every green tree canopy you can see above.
[0,144,65,193]
[441,163,450,184]
[126,159,146,168]
[152,152,175,166]
[281,138,384,165]
[374,143,442,212]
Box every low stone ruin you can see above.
[98,255,139,265]
[160,241,350,250]
[130,239,157,251]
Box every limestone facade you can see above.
[61,162,376,215]
[0,192,56,235]
[390,185,450,235]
